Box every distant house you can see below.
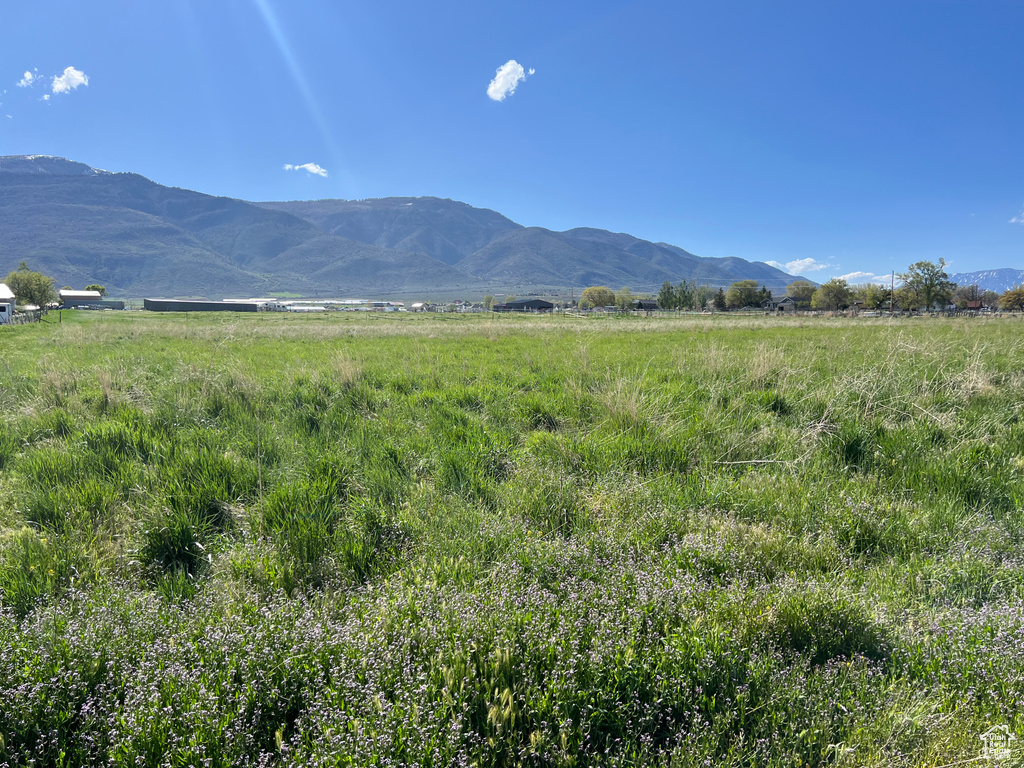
[762,296,799,313]
[632,299,659,312]
[0,283,15,324]
[492,299,554,312]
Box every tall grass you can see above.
[0,311,1023,765]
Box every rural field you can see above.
[1,310,1023,767]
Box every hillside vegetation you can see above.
[0,312,1022,766]
[0,155,802,297]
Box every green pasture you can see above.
[1,310,1023,766]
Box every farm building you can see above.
[0,283,15,324]
[492,299,555,312]
[59,289,102,305]
[58,290,126,310]
[144,298,259,312]
[632,299,660,311]
[763,296,799,313]
[225,298,288,311]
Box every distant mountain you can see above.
[0,157,466,296]
[261,197,522,266]
[0,155,112,176]
[1,155,807,297]
[258,200,805,292]
[951,269,1024,293]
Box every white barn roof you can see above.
[60,289,103,300]
[0,283,15,301]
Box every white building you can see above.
[0,283,15,324]
[59,289,104,306]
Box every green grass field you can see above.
[1,310,1023,767]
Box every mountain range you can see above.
[949,269,1024,294]
[0,155,807,297]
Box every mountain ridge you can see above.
[2,155,807,297]
[950,269,1024,294]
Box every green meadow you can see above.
[1,310,1023,767]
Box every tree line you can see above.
[655,259,1024,312]
[7,258,1024,314]
[787,259,1019,312]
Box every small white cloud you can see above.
[837,271,890,285]
[1011,205,1024,224]
[767,257,828,274]
[786,257,828,273]
[52,66,88,94]
[42,94,50,101]
[17,70,37,88]
[284,162,328,178]
[487,59,533,102]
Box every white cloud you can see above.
[284,162,328,178]
[17,70,37,88]
[487,59,533,102]
[786,257,828,273]
[1011,205,1024,224]
[766,257,828,274]
[837,271,890,285]
[51,66,88,94]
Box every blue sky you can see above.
[2,0,1023,283]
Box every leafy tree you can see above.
[898,259,955,311]
[615,287,634,310]
[810,278,852,310]
[725,280,759,309]
[580,286,615,309]
[757,285,772,304]
[658,281,677,309]
[786,280,816,308]
[712,288,727,311]
[657,279,706,310]
[999,285,1024,311]
[694,283,716,310]
[954,283,980,307]
[483,295,495,309]
[85,284,107,296]
[852,283,890,310]
[5,261,57,308]
[953,283,999,309]
[681,279,701,310]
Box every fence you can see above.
[2,309,44,325]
